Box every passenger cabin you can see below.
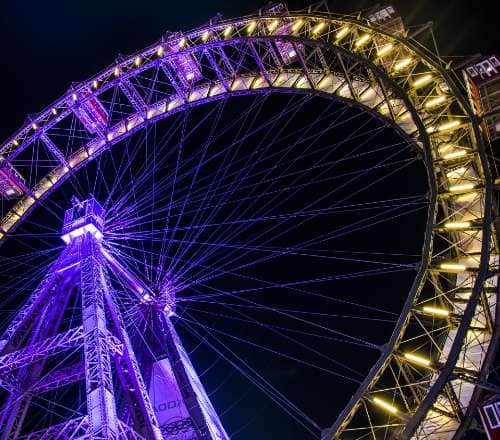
[367,5,405,36]
[463,55,500,141]
[165,33,202,85]
[69,87,109,134]
[479,395,500,440]
[0,156,25,199]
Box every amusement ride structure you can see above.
[0,2,498,439]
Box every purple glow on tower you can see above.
[0,196,229,438]
[0,156,25,199]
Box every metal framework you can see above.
[0,2,497,439]
[0,198,229,439]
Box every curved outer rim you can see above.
[395,31,494,439]
[0,9,496,439]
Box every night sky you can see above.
[0,1,498,439]
[0,0,498,142]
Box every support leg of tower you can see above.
[80,234,119,439]
[103,273,163,440]
[161,314,229,440]
[0,273,75,439]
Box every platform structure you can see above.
[0,198,229,440]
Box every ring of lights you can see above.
[0,10,497,439]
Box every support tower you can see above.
[0,198,229,440]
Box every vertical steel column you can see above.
[103,277,163,440]
[79,233,119,439]
[160,314,228,440]
[0,274,74,439]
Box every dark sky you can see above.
[0,0,498,142]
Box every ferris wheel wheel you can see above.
[0,2,497,439]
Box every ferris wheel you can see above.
[0,2,497,439]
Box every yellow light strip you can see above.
[114,67,120,77]
[134,56,141,67]
[422,306,450,317]
[438,120,461,132]
[412,74,433,88]
[202,30,211,41]
[373,397,398,414]
[335,26,350,40]
[337,83,350,96]
[355,33,371,48]
[296,75,308,88]
[252,77,265,89]
[444,221,472,229]
[291,19,304,33]
[360,86,375,100]
[425,95,447,109]
[312,22,326,35]
[440,262,467,271]
[404,353,431,367]
[268,19,280,33]
[230,79,241,91]
[446,167,467,178]
[393,57,413,71]
[449,183,475,192]
[377,43,394,57]
[247,21,257,35]
[443,150,467,160]
[223,26,232,38]
[317,75,333,89]
[157,46,164,56]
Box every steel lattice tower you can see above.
[0,198,229,439]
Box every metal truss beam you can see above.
[159,62,187,102]
[119,79,147,115]
[30,363,85,395]
[19,416,89,440]
[0,276,75,439]
[161,315,214,439]
[0,246,72,355]
[204,49,230,91]
[247,41,272,86]
[39,133,70,168]
[0,188,230,439]
[0,326,83,374]
[79,234,119,439]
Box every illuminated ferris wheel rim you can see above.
[0,6,496,439]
